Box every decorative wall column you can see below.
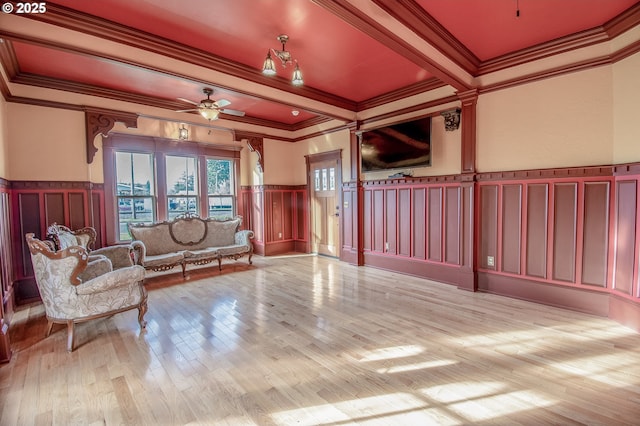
[343,123,364,265]
[457,89,478,291]
[457,89,478,174]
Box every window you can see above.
[166,155,198,220]
[104,134,242,243]
[115,152,155,241]
[207,158,234,219]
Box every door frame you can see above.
[305,149,343,257]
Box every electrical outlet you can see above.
[487,256,495,267]
[278,232,282,239]
[385,242,389,251]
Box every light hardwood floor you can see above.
[1,254,640,425]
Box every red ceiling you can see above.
[1,0,638,129]
[420,0,638,61]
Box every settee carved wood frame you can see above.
[129,214,254,277]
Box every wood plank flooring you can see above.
[1,254,640,425]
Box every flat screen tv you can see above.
[360,117,431,173]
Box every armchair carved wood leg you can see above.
[248,253,253,265]
[66,320,75,352]
[138,286,148,329]
[181,263,187,277]
[218,257,222,271]
[45,320,54,337]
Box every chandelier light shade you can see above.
[262,34,304,86]
[291,62,303,86]
[262,52,277,76]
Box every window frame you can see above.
[103,133,242,244]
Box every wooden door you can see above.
[308,155,341,257]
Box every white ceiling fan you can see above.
[176,88,246,121]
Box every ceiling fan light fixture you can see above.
[262,51,277,76]
[291,63,303,86]
[199,107,220,121]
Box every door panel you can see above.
[310,159,340,256]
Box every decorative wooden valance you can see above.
[85,107,138,164]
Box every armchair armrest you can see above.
[93,244,137,269]
[76,265,145,296]
[130,240,145,266]
[79,255,113,283]
[235,230,254,246]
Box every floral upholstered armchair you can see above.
[46,223,143,270]
[26,233,148,352]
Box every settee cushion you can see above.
[183,247,219,262]
[141,252,185,269]
[200,218,241,249]
[129,223,182,256]
[217,244,252,257]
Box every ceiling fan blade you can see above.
[214,99,231,108]
[177,97,199,106]
[175,108,199,113]
[220,108,245,117]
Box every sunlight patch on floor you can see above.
[549,354,640,386]
[376,359,458,374]
[270,393,431,426]
[358,344,425,362]
[421,382,557,422]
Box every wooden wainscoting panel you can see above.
[363,189,372,251]
[428,187,442,262]
[613,180,638,296]
[295,191,306,241]
[43,192,65,227]
[398,188,411,257]
[91,191,104,248]
[552,183,577,283]
[501,184,522,274]
[342,189,354,249]
[444,186,461,265]
[525,184,549,279]
[252,190,264,244]
[480,185,498,270]
[385,189,397,255]
[581,181,610,287]
[412,187,427,260]
[16,193,41,278]
[372,189,385,253]
[68,192,86,230]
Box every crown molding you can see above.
[371,0,480,75]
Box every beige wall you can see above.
[4,53,639,184]
[613,52,640,164]
[7,104,88,181]
[0,96,7,179]
[477,66,615,172]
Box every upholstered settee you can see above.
[128,215,254,276]
[47,223,143,270]
[26,233,147,352]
